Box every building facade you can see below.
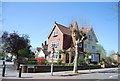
[48,21,100,63]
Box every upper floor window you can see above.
[92,46,96,50]
[84,44,87,48]
[79,43,82,48]
[88,35,92,39]
[53,31,58,36]
[51,40,60,48]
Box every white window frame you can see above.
[53,31,58,36]
[51,40,60,48]
[53,54,58,59]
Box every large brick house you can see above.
[48,21,100,63]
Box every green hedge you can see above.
[27,61,38,65]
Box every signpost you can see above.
[88,55,92,73]
[51,48,55,76]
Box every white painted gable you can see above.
[38,50,45,58]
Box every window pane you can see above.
[84,44,87,48]
[53,31,58,36]
[92,46,96,50]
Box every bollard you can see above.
[2,64,6,77]
[17,62,20,70]
[3,61,5,66]
[19,65,22,78]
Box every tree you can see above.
[18,46,34,58]
[1,31,30,59]
[96,44,106,60]
[84,52,91,64]
[72,21,87,73]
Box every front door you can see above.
[66,53,69,63]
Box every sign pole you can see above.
[51,48,54,76]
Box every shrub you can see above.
[37,57,46,65]
[43,60,49,65]
[27,61,38,65]
[64,63,74,66]
[57,60,62,65]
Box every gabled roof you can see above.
[80,27,92,34]
[37,47,42,52]
[42,49,49,56]
[48,22,71,39]
[56,23,71,36]
[80,27,98,42]
[48,21,98,42]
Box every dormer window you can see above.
[53,31,58,36]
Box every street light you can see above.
[88,55,92,73]
[51,48,55,76]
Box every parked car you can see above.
[5,58,12,62]
[0,58,4,60]
[2,58,5,60]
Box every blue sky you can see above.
[2,2,118,56]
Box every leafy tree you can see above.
[96,44,106,60]
[1,31,30,59]
[18,46,34,58]
[84,53,91,64]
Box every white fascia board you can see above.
[55,24,63,36]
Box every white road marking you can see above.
[109,74,118,78]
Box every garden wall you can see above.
[20,65,101,73]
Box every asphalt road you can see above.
[0,79,119,81]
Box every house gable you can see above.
[87,28,98,43]
[48,24,63,39]
[38,50,45,58]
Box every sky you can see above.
[1,2,118,56]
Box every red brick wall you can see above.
[48,26,63,51]
[63,35,72,50]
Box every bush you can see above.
[27,61,38,65]
[57,60,62,65]
[37,57,46,65]
[43,60,49,65]
[98,62,104,65]
[64,63,74,66]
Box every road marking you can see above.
[109,74,119,78]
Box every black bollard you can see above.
[3,61,5,66]
[19,65,22,78]
[2,64,6,77]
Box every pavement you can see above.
[0,61,119,80]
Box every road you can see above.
[0,60,119,80]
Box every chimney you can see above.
[44,41,47,46]
[42,43,43,46]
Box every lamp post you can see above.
[51,48,55,76]
[88,55,92,73]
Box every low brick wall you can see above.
[100,64,118,68]
[21,65,101,73]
